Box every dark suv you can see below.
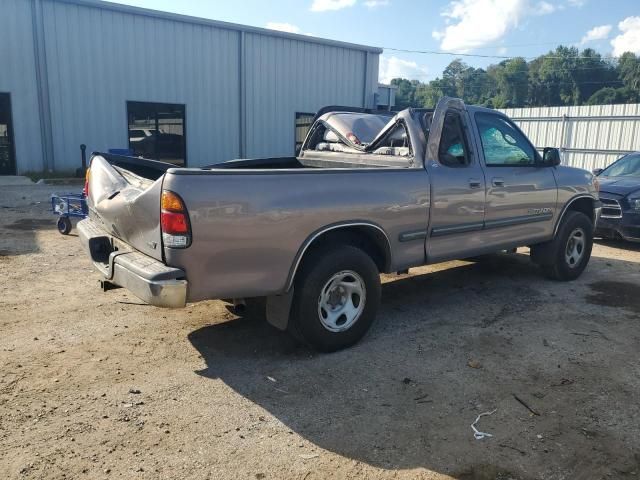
[595,152,640,242]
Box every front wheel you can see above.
[537,211,593,281]
[289,245,381,352]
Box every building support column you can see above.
[238,31,247,159]
[362,51,370,108]
[31,0,55,172]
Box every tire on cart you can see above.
[57,216,72,235]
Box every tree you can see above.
[496,58,529,107]
[618,52,640,91]
[390,78,420,108]
[387,44,637,110]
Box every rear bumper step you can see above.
[77,218,187,308]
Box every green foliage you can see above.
[388,48,640,109]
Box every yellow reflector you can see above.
[161,190,185,212]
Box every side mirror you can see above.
[542,147,561,167]
[592,168,603,176]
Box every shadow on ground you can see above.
[0,219,57,256]
[595,238,640,253]
[189,253,640,479]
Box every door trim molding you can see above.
[399,229,428,242]
[484,212,553,230]
[430,212,553,238]
[431,222,483,237]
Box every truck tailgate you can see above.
[87,155,165,261]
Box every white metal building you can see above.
[0,0,382,174]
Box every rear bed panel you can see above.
[163,168,430,302]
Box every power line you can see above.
[470,40,583,50]
[383,46,623,61]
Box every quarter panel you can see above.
[163,169,430,301]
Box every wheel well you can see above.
[565,197,594,221]
[292,225,391,285]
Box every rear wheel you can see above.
[289,245,381,352]
[534,211,593,281]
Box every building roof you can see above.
[52,0,383,54]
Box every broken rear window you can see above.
[325,113,392,145]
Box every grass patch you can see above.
[23,170,81,182]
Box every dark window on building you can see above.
[127,101,186,166]
[0,93,16,175]
[295,112,315,154]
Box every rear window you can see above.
[326,113,391,145]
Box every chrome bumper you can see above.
[77,218,187,308]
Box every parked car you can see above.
[78,97,601,351]
[594,152,640,242]
[132,132,185,163]
[128,128,156,143]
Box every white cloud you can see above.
[433,0,524,52]
[580,24,612,45]
[310,0,356,12]
[536,1,556,14]
[432,0,559,52]
[265,22,300,34]
[567,0,585,6]
[364,0,390,7]
[379,56,429,83]
[611,16,640,56]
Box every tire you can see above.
[536,211,593,281]
[289,245,381,352]
[57,217,72,235]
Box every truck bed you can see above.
[86,152,429,302]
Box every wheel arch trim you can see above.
[284,221,392,292]
[553,194,597,237]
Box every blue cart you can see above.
[51,192,88,235]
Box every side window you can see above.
[475,113,536,166]
[438,111,470,168]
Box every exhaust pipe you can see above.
[232,298,247,314]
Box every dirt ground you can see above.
[1,184,639,480]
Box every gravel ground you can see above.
[1,185,639,480]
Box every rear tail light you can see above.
[83,167,91,198]
[161,190,191,248]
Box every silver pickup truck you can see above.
[78,97,601,351]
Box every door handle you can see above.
[469,179,482,188]
[492,177,505,187]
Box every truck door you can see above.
[472,111,557,246]
[425,98,486,262]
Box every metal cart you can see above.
[51,192,88,235]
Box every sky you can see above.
[106,0,640,83]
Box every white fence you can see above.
[500,103,640,171]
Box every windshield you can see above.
[601,154,640,177]
[325,113,392,145]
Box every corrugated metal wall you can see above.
[41,0,241,170]
[0,0,44,172]
[500,104,640,171]
[0,0,380,173]
[244,33,374,157]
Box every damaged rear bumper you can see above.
[77,218,187,308]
